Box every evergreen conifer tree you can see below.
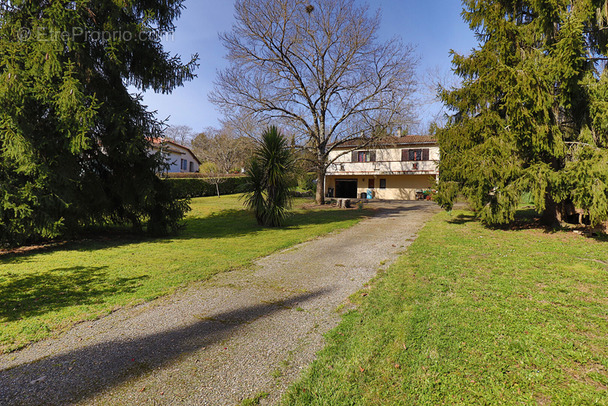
[437,0,608,226]
[0,1,197,245]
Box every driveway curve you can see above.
[0,201,439,406]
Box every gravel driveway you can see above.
[0,201,439,406]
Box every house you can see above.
[325,135,439,200]
[150,139,201,174]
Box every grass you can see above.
[283,210,608,405]
[0,195,369,353]
[240,391,269,405]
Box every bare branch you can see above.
[210,0,418,203]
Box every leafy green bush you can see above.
[163,176,251,199]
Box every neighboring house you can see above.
[150,139,201,174]
[325,135,439,200]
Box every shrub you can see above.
[162,176,250,199]
[243,126,294,227]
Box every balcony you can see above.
[327,160,438,176]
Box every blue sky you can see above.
[141,1,478,133]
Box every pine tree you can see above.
[0,1,198,245]
[437,0,608,226]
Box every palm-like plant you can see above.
[243,126,294,227]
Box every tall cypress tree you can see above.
[0,1,198,245]
[437,0,608,226]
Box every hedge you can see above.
[163,176,251,198]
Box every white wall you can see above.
[328,146,440,164]
[326,146,439,176]
[160,145,200,173]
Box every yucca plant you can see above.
[243,126,294,227]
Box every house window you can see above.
[402,148,430,161]
[379,179,386,189]
[409,149,423,161]
[352,150,376,162]
[189,161,195,172]
[181,159,188,170]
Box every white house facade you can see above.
[325,136,439,200]
[150,139,200,174]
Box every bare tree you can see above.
[192,126,254,172]
[192,126,255,196]
[165,125,195,147]
[210,0,417,204]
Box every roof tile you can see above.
[332,135,437,148]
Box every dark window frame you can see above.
[409,149,423,161]
[401,148,430,161]
[352,150,376,163]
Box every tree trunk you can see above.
[216,181,220,198]
[315,135,327,205]
[128,212,143,233]
[541,193,562,226]
[315,168,325,205]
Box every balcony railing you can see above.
[327,160,437,175]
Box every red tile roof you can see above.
[331,135,437,149]
[150,138,201,165]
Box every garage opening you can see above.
[335,179,358,198]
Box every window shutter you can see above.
[423,149,429,161]
[401,149,408,161]
[352,150,358,162]
[370,150,376,162]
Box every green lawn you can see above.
[284,210,608,405]
[0,195,369,353]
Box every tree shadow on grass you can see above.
[0,238,148,265]
[0,289,327,406]
[446,208,569,234]
[176,209,263,240]
[286,207,371,227]
[0,210,255,263]
[1,207,371,262]
[168,207,371,240]
[0,266,149,322]
[447,213,477,225]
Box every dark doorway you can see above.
[335,179,358,198]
